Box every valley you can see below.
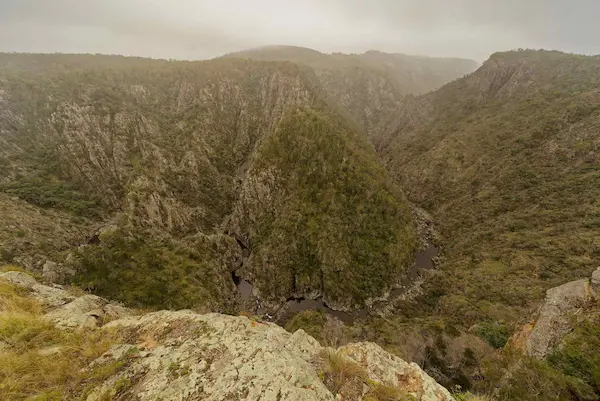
[0,47,599,401]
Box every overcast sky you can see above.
[1,0,599,62]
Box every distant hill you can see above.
[223,45,478,141]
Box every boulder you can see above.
[512,276,596,359]
[340,342,455,401]
[0,271,132,329]
[0,271,75,308]
[42,259,75,283]
[591,267,600,289]
[86,311,454,401]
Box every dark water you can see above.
[235,245,439,324]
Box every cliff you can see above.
[0,270,454,401]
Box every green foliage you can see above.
[475,321,509,349]
[317,350,411,400]
[383,50,600,328]
[548,314,600,393]
[1,172,103,218]
[71,229,237,311]
[493,354,596,401]
[246,108,416,306]
[285,310,327,341]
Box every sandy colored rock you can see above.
[519,277,596,359]
[4,272,454,401]
[94,311,333,401]
[0,271,132,329]
[0,271,75,308]
[340,342,454,401]
[591,267,600,289]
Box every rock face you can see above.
[0,53,417,312]
[340,342,455,401]
[0,270,132,328]
[92,314,455,401]
[511,267,600,359]
[2,271,454,401]
[223,45,478,142]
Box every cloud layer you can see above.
[1,0,598,61]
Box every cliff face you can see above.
[0,53,416,312]
[0,271,455,401]
[223,45,478,142]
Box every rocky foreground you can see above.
[0,271,454,401]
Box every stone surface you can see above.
[513,274,597,359]
[0,271,132,328]
[0,271,75,308]
[42,259,75,284]
[340,342,455,401]
[88,311,454,401]
[3,272,454,401]
[90,311,334,401]
[591,267,600,289]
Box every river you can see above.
[235,245,439,324]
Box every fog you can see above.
[1,0,599,61]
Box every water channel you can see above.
[235,245,439,324]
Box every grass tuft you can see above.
[0,278,123,400]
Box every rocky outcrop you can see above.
[2,272,454,401]
[510,267,600,359]
[92,313,454,401]
[340,342,455,401]
[0,270,132,328]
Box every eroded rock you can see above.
[2,272,454,401]
[511,271,598,359]
[0,271,132,328]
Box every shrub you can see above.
[71,229,237,311]
[476,321,509,349]
[285,310,327,340]
[548,315,600,393]
[316,349,411,400]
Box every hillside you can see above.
[0,53,417,312]
[367,50,600,397]
[223,46,478,141]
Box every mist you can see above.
[1,0,599,62]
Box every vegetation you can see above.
[316,349,411,400]
[371,49,600,392]
[475,321,509,349]
[383,50,600,325]
[0,53,415,308]
[0,278,124,400]
[483,350,596,401]
[548,313,600,393]
[285,310,327,342]
[239,108,416,307]
[71,229,239,311]
[2,49,599,399]
[1,171,103,218]
[224,45,478,141]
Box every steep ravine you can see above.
[235,244,439,324]
[232,206,441,325]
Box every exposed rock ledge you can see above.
[0,271,454,401]
[510,267,600,359]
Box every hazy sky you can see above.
[1,0,599,61]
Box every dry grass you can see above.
[317,349,411,401]
[0,278,123,400]
[454,392,495,401]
